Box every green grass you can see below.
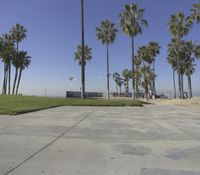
[0,95,147,115]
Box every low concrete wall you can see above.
[66,91,103,98]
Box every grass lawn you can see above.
[0,95,148,115]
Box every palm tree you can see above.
[74,45,92,66]
[191,3,200,23]
[168,40,196,99]
[148,42,160,97]
[137,46,150,97]
[0,33,15,95]
[80,0,85,99]
[10,23,27,95]
[117,76,123,95]
[96,20,117,100]
[15,51,31,95]
[112,72,120,94]
[74,44,92,93]
[122,69,131,95]
[141,65,155,100]
[167,43,178,98]
[182,41,195,98]
[119,3,148,100]
[184,58,195,98]
[168,12,192,99]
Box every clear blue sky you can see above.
[0,0,200,97]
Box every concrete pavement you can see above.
[0,105,200,175]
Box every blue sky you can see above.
[0,0,200,97]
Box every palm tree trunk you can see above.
[177,37,184,99]
[8,61,11,95]
[16,66,22,95]
[127,80,129,93]
[12,40,19,95]
[131,36,135,100]
[181,73,184,99]
[188,74,192,98]
[5,66,8,95]
[153,61,156,97]
[136,79,138,98]
[81,0,85,99]
[2,64,6,94]
[178,72,181,99]
[12,67,18,95]
[136,65,140,98]
[173,69,176,99]
[106,44,110,100]
[145,80,148,101]
[2,64,7,95]
[149,83,152,98]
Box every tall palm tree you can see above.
[168,12,192,99]
[80,0,85,99]
[119,3,148,100]
[137,46,150,97]
[167,44,178,98]
[191,3,200,23]
[0,33,15,95]
[122,69,131,94]
[96,20,117,100]
[148,42,160,97]
[15,51,31,95]
[168,40,196,99]
[182,41,195,98]
[10,23,27,95]
[74,45,92,66]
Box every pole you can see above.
[81,0,85,99]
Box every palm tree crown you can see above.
[148,42,160,63]
[96,20,118,45]
[119,4,148,37]
[0,34,15,63]
[194,44,200,59]
[18,51,31,70]
[191,3,200,23]
[168,12,192,39]
[74,45,92,66]
[138,46,150,63]
[10,24,27,44]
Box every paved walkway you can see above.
[0,105,200,175]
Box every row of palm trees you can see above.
[113,70,131,95]
[76,1,149,100]
[0,24,31,95]
[77,1,200,100]
[112,41,160,100]
[167,3,200,99]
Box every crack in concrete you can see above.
[4,111,95,175]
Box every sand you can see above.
[149,97,200,106]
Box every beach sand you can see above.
[148,97,200,106]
